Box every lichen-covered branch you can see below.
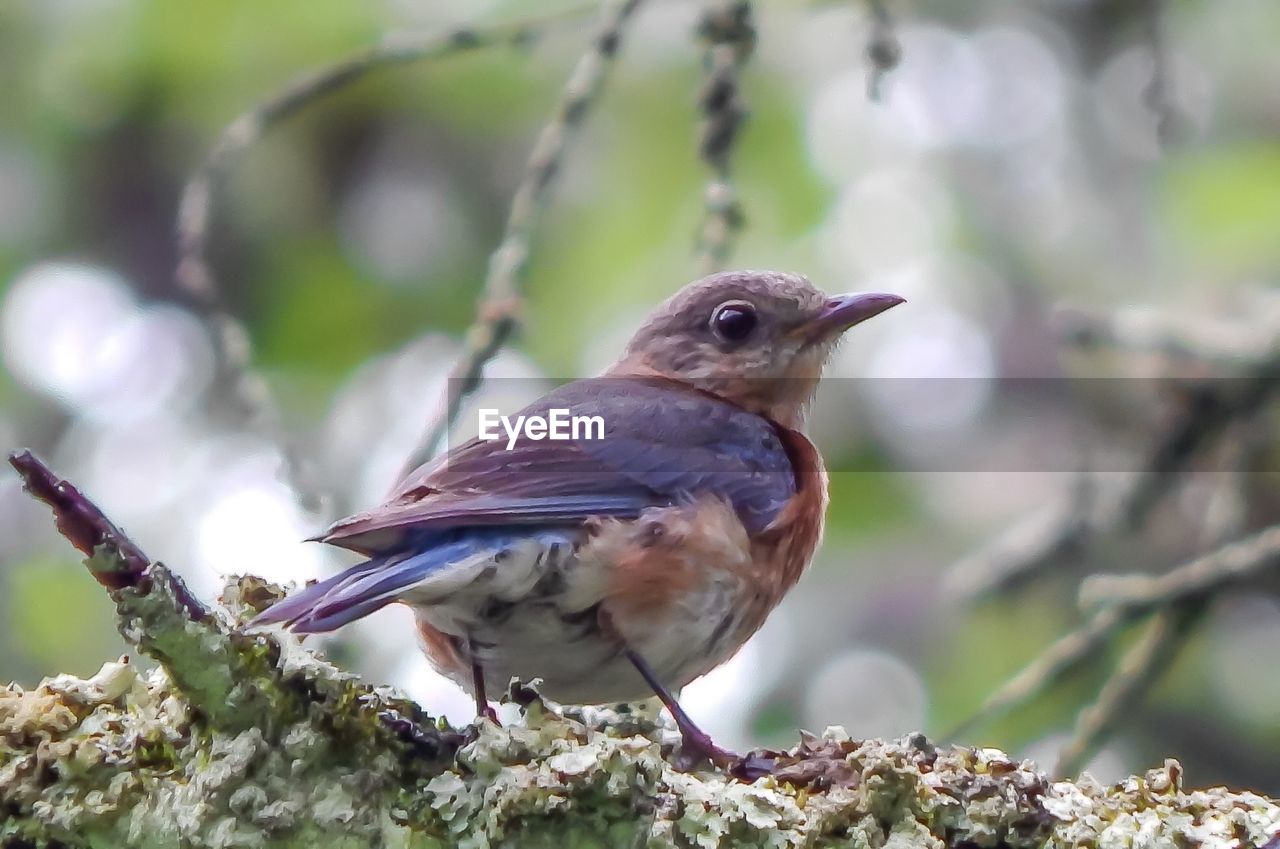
[8,661,1280,848]
[5,455,1280,849]
[6,657,1280,849]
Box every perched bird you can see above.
[255,270,902,772]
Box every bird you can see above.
[253,270,903,774]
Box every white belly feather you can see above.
[403,522,752,705]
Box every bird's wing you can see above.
[254,527,577,631]
[320,376,799,554]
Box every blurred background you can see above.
[2,0,1279,795]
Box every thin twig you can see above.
[945,603,1129,741]
[1123,358,1280,528]
[948,339,1280,601]
[1053,599,1205,778]
[8,449,210,621]
[944,470,1127,601]
[174,8,593,506]
[1050,471,1252,777]
[948,523,1280,739]
[398,0,647,477]
[692,0,755,274]
[1141,0,1182,149]
[1079,523,1280,613]
[864,0,900,102]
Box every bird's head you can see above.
[608,270,904,426]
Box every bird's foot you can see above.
[461,704,502,745]
[730,751,780,781]
[672,728,777,781]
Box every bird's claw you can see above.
[729,751,779,781]
[672,734,777,781]
[461,705,502,745]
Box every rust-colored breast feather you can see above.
[594,498,753,625]
[598,423,828,654]
[751,426,828,600]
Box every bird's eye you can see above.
[710,301,758,343]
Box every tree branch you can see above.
[1079,523,1280,612]
[5,453,1279,848]
[947,305,1280,600]
[173,7,593,508]
[1054,599,1206,778]
[947,523,1280,742]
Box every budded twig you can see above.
[398,0,647,476]
[173,7,594,507]
[692,0,755,273]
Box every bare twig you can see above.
[864,0,900,101]
[8,449,210,621]
[948,523,1280,739]
[174,8,593,506]
[1079,523,1280,613]
[944,471,1114,601]
[399,0,647,477]
[949,312,1280,602]
[945,603,1129,741]
[1048,447,1251,771]
[1141,0,1182,149]
[692,0,755,274]
[1123,358,1280,528]
[1054,599,1205,778]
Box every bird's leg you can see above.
[624,648,743,770]
[468,636,499,724]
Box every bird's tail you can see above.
[249,527,572,633]
[249,550,406,633]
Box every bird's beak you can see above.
[798,292,905,341]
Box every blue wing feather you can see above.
[260,377,799,632]
[321,377,796,550]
